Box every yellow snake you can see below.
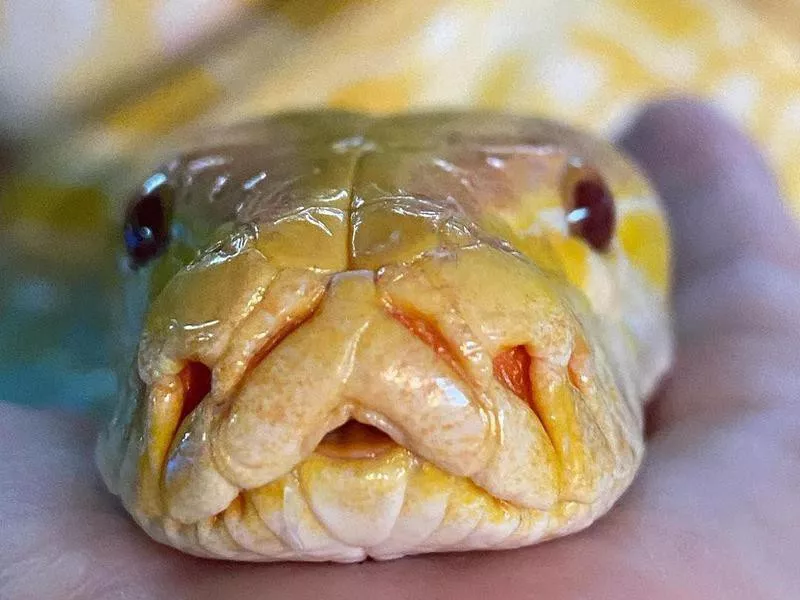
[96,111,673,562]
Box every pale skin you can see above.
[2,98,799,600]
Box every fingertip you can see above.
[618,96,800,283]
[620,96,775,190]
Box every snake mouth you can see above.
[169,310,537,467]
[176,360,401,462]
[164,291,540,479]
[313,342,536,461]
[114,244,647,557]
[316,420,398,459]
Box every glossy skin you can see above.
[94,112,673,562]
[3,98,800,598]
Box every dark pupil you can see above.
[124,187,170,267]
[567,178,615,252]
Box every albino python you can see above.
[96,111,673,562]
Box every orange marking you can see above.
[178,361,212,423]
[493,345,533,405]
[385,304,467,380]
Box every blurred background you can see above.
[2,0,799,413]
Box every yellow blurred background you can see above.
[1,0,799,409]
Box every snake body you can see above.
[96,112,673,562]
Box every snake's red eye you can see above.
[563,163,615,253]
[124,176,173,267]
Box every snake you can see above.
[96,111,673,562]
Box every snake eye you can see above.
[124,175,173,268]
[562,162,616,253]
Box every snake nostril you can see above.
[493,345,533,405]
[178,361,212,424]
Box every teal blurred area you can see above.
[0,180,119,414]
[0,266,116,412]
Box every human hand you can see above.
[2,98,798,599]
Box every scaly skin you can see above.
[96,112,672,562]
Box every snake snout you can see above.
[119,238,642,528]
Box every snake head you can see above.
[97,112,672,562]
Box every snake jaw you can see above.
[102,251,649,560]
[104,242,644,557]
